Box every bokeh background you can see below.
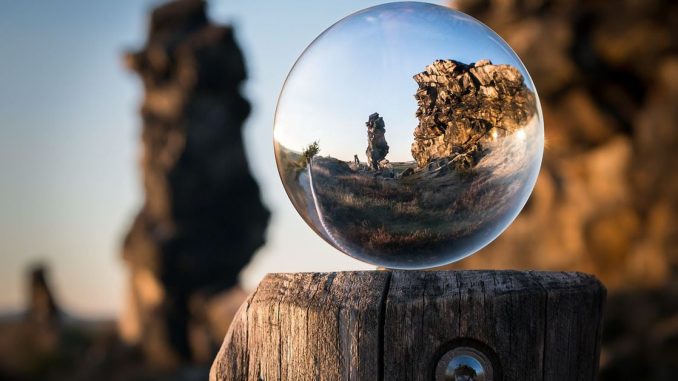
[0,0,676,380]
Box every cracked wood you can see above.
[211,270,605,381]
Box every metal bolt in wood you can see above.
[436,346,493,381]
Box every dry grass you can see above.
[308,156,520,260]
[276,140,535,266]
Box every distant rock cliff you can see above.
[411,59,536,168]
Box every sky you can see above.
[0,0,452,317]
[275,2,533,162]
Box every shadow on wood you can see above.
[210,271,605,381]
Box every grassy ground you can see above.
[275,119,540,268]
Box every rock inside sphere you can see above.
[273,2,543,269]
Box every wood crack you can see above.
[378,271,392,381]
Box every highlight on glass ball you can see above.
[274,2,543,269]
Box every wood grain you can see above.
[211,270,605,381]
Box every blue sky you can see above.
[274,2,532,162]
[0,0,454,317]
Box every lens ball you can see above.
[274,2,543,269]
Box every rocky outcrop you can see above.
[365,112,389,170]
[121,0,268,367]
[448,1,678,379]
[411,59,536,168]
[447,0,678,295]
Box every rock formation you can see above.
[449,1,678,379]
[411,59,536,168]
[27,265,60,325]
[0,265,65,379]
[365,112,389,170]
[121,0,269,367]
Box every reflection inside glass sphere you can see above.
[274,2,543,269]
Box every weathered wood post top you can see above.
[211,270,605,381]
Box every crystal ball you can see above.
[274,2,543,269]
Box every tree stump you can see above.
[211,271,605,381]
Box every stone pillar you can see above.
[120,0,269,367]
[365,112,389,170]
[26,265,60,325]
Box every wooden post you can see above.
[211,271,605,381]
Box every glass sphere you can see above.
[274,2,543,269]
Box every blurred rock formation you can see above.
[27,265,60,325]
[121,0,269,367]
[365,112,389,170]
[411,59,536,169]
[0,265,122,381]
[0,265,63,379]
[449,0,678,378]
